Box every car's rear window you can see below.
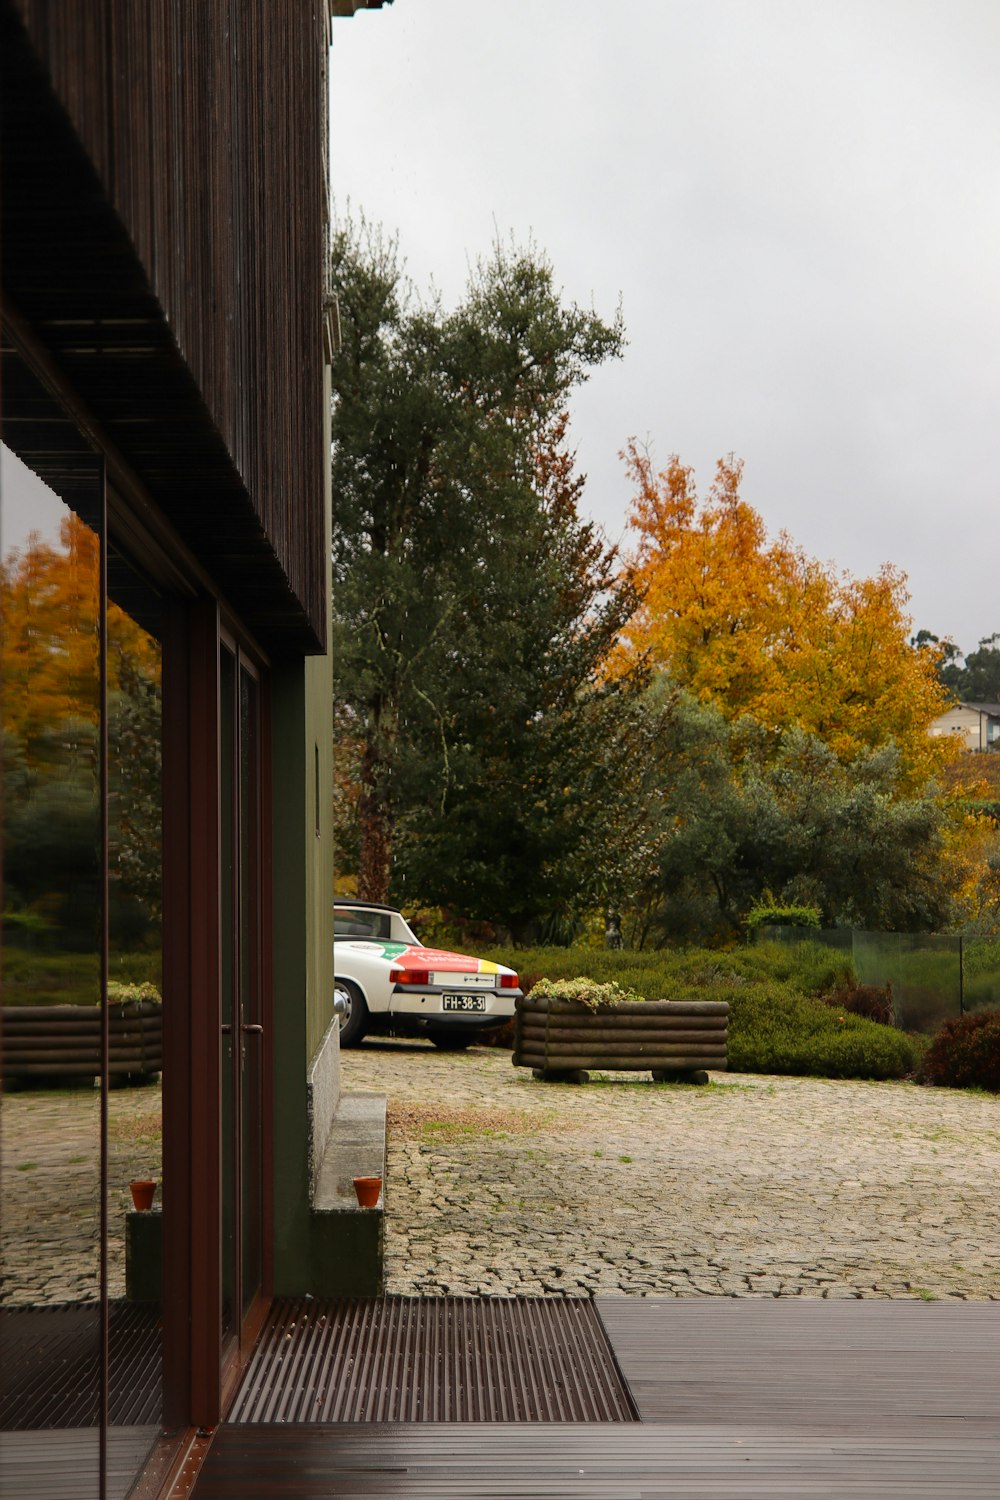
[335,909,393,940]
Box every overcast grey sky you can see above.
[329,0,1000,656]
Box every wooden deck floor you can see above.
[189,1298,1000,1497]
[0,1301,161,1428]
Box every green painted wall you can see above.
[270,363,336,1294]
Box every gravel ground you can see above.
[343,1039,1000,1301]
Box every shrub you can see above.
[745,901,822,936]
[726,982,921,1080]
[1,910,55,946]
[481,943,921,1080]
[0,946,100,1006]
[482,942,854,1008]
[822,979,894,1027]
[917,1010,1000,1093]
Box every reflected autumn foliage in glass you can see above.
[1,467,164,1495]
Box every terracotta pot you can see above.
[353,1175,382,1208]
[130,1178,157,1212]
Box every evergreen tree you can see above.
[329,219,633,930]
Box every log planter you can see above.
[1,1000,162,1087]
[513,995,728,1084]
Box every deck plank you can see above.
[0,1301,161,1428]
[0,1427,159,1500]
[191,1423,999,1497]
[188,1299,1000,1496]
[595,1298,1000,1432]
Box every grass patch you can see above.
[389,1101,551,1141]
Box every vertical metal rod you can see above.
[98,458,110,1500]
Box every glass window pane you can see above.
[107,544,164,1486]
[220,647,237,1351]
[1,437,103,1498]
[239,665,262,1319]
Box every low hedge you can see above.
[484,943,922,1081]
[725,981,919,1080]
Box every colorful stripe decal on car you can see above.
[335,940,501,974]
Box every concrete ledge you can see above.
[309,1091,386,1296]
[125,1208,162,1302]
[307,1016,342,1197]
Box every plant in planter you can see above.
[525,977,645,1013]
[514,976,728,1084]
[107,981,162,1006]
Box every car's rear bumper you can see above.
[389,989,519,1021]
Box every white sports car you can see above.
[334,902,521,1049]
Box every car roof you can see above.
[334,900,398,913]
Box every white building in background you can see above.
[929,701,1000,752]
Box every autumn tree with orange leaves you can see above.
[2,514,162,944]
[615,442,949,787]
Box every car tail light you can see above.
[500,972,519,988]
[391,967,430,986]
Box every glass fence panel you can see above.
[759,925,967,1034]
[852,931,960,1034]
[961,937,1000,1015]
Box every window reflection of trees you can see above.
[1,440,164,1497]
[1,463,104,1494]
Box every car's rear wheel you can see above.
[427,1030,474,1051]
[336,980,368,1047]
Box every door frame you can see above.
[163,601,273,1431]
[218,625,273,1396]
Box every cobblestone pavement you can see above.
[343,1040,1000,1301]
[4,1047,998,1306]
[1,1082,162,1305]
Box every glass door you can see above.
[220,643,266,1369]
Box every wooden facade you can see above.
[1,0,329,652]
[0,3,389,1495]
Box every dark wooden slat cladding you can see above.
[2,1,328,652]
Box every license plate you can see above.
[442,993,486,1013]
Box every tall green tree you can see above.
[329,219,631,924]
[916,629,1000,702]
[623,684,955,944]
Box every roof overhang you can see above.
[329,1,393,17]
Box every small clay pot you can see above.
[353,1176,382,1208]
[130,1178,157,1212]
